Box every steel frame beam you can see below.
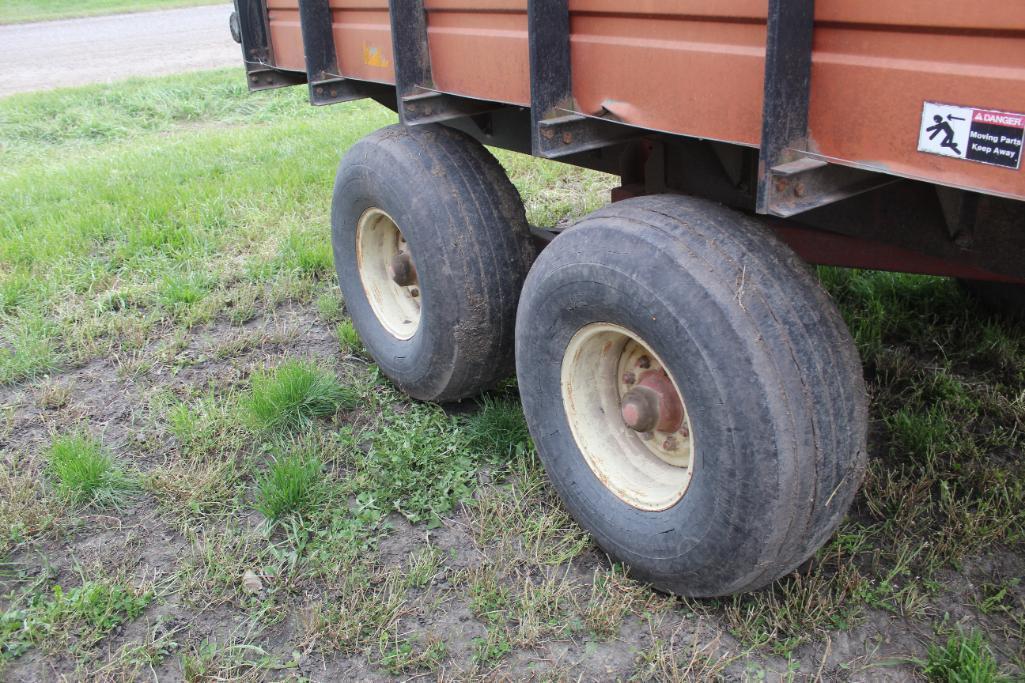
[527,0,638,158]
[756,0,890,217]
[234,0,306,91]
[388,0,505,125]
[297,0,364,105]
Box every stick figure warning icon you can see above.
[918,103,972,160]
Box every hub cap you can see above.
[561,323,695,511]
[355,208,421,340]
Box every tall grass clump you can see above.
[245,359,357,432]
[46,433,134,508]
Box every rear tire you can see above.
[515,195,868,597]
[332,124,535,402]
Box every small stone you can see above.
[241,570,263,594]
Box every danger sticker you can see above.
[918,102,1023,169]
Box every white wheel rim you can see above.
[355,208,421,340]
[561,323,695,511]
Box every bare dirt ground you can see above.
[0,4,237,98]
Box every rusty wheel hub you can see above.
[561,323,695,511]
[355,208,421,340]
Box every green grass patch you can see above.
[45,432,135,508]
[1,581,151,661]
[255,451,327,522]
[337,319,362,355]
[245,359,357,432]
[923,630,1007,683]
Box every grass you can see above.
[245,359,357,432]
[0,0,220,24]
[45,432,135,508]
[1,580,152,661]
[255,451,326,522]
[0,68,1022,680]
[923,631,1006,683]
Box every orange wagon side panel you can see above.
[569,1,767,146]
[267,0,396,84]
[263,1,1024,200]
[809,2,1025,200]
[423,0,530,106]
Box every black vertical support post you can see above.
[235,0,307,91]
[390,0,432,111]
[757,0,815,214]
[298,0,361,105]
[528,0,573,156]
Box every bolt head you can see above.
[662,437,678,451]
[622,371,636,385]
[637,355,651,369]
[410,288,420,298]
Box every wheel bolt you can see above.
[679,425,690,438]
[662,437,678,451]
[622,371,636,385]
[410,288,420,298]
[637,355,651,369]
[388,252,417,287]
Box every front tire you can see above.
[332,124,535,402]
[515,195,868,597]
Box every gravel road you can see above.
[0,4,240,98]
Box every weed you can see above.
[378,631,447,674]
[1,581,152,661]
[356,405,480,525]
[245,359,357,432]
[45,432,135,508]
[0,456,59,555]
[179,637,283,682]
[923,630,1006,683]
[280,228,334,279]
[464,395,531,462]
[315,291,343,322]
[255,451,326,522]
[159,271,211,310]
[0,316,58,384]
[337,319,362,355]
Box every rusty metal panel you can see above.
[424,0,530,106]
[262,0,1024,201]
[569,2,767,146]
[267,0,395,83]
[807,1,1025,201]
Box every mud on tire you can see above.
[515,195,869,597]
[332,124,535,402]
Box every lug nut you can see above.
[662,437,678,451]
[410,288,420,298]
[622,371,636,385]
[637,355,651,369]
[679,425,690,438]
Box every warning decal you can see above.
[918,102,1024,170]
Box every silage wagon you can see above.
[229,0,1025,596]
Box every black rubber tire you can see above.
[332,124,534,402]
[959,279,1025,320]
[515,195,869,597]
